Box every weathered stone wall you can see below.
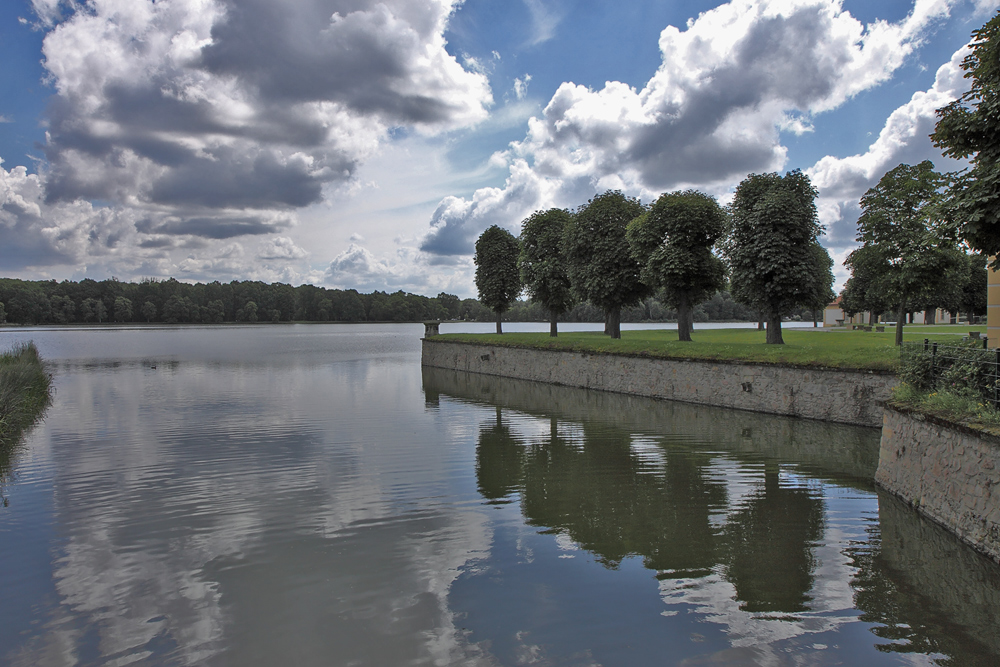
[876,405,1000,563]
[423,366,881,482]
[421,339,895,427]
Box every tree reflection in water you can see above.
[427,367,1000,663]
[475,411,824,613]
[723,464,823,613]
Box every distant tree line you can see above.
[0,277,464,325]
[0,276,774,327]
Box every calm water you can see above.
[1,324,999,666]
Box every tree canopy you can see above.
[475,225,522,334]
[519,208,575,337]
[931,10,1000,267]
[564,190,649,339]
[844,161,968,345]
[723,170,830,344]
[626,190,726,341]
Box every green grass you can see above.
[0,341,52,448]
[436,325,988,371]
[890,384,1000,436]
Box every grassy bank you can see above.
[436,325,987,371]
[0,342,52,447]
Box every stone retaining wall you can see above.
[421,339,895,427]
[876,405,1000,563]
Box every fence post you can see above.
[931,342,938,390]
[924,338,929,351]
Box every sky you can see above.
[0,0,997,298]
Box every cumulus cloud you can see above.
[258,236,308,261]
[27,0,491,238]
[421,0,963,256]
[326,242,473,294]
[808,45,970,249]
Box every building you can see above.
[824,297,957,327]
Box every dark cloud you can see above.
[136,216,288,239]
[201,0,459,124]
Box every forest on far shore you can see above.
[0,276,811,325]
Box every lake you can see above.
[1,323,998,666]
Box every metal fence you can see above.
[899,339,1000,410]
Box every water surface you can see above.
[1,324,998,666]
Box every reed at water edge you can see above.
[0,341,52,447]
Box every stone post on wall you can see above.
[989,260,999,349]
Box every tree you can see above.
[114,296,133,323]
[564,191,649,339]
[475,225,521,334]
[840,249,890,323]
[845,161,968,345]
[626,190,726,341]
[960,253,989,322]
[0,302,5,324]
[206,299,225,323]
[800,243,836,327]
[436,292,461,320]
[931,11,1000,267]
[723,170,829,344]
[519,208,575,337]
[141,301,157,322]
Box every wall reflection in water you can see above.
[425,367,1000,665]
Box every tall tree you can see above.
[845,161,968,345]
[564,191,649,339]
[960,253,989,322]
[475,225,521,334]
[723,170,829,344]
[626,190,726,341]
[931,10,1000,267]
[519,209,575,337]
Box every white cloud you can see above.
[0,115,12,123]
[258,236,308,261]
[808,44,970,250]
[513,74,532,101]
[523,0,563,46]
[325,242,474,295]
[27,0,492,236]
[420,0,964,257]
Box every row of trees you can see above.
[476,170,833,344]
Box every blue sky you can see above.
[0,0,996,296]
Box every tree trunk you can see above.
[925,309,936,325]
[812,309,818,327]
[868,310,875,325]
[677,296,692,342]
[895,302,906,346]
[765,310,784,344]
[604,311,611,336]
[495,310,503,334]
[757,313,765,331]
[608,306,622,339]
[550,308,558,337]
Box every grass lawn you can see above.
[435,324,990,371]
